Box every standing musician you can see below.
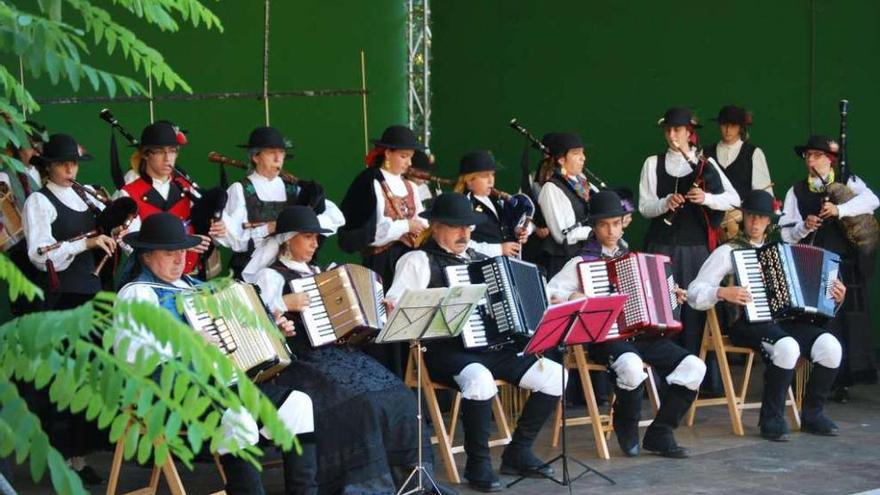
[118,121,227,275]
[779,135,879,400]
[454,150,529,258]
[537,132,592,277]
[116,213,318,495]
[638,107,740,364]
[410,149,442,209]
[689,190,847,440]
[547,190,703,458]
[221,126,344,278]
[705,105,774,198]
[386,193,563,492]
[242,206,455,495]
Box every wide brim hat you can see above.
[739,190,780,219]
[458,150,497,175]
[136,120,188,148]
[657,107,702,128]
[370,125,426,150]
[544,132,584,157]
[588,190,627,222]
[29,133,93,166]
[711,105,750,126]
[794,135,839,158]
[123,212,202,250]
[275,206,332,236]
[419,192,486,226]
[237,126,294,150]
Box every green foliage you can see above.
[0,248,42,304]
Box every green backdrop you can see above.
[428,0,880,348]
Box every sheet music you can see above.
[424,284,487,339]
[376,285,486,343]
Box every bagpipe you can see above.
[207,151,326,215]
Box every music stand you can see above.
[509,295,627,489]
[375,285,486,495]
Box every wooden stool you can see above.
[686,308,800,436]
[106,426,226,495]
[403,347,513,484]
[550,345,660,459]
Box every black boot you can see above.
[801,364,840,436]
[500,392,557,478]
[611,385,643,457]
[220,454,265,495]
[642,384,696,458]
[758,364,795,442]
[283,433,318,495]
[461,398,501,492]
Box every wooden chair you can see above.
[686,308,800,436]
[550,345,660,459]
[106,425,227,495]
[403,347,513,484]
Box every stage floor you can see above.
[8,378,880,494]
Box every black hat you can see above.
[658,107,702,128]
[419,192,486,226]
[545,132,584,157]
[237,126,293,150]
[370,125,425,150]
[610,187,636,213]
[123,212,202,250]
[411,150,435,172]
[794,135,839,158]
[458,151,497,175]
[275,206,333,236]
[30,133,93,166]
[138,120,187,148]
[588,191,627,222]
[712,105,751,126]
[739,190,779,219]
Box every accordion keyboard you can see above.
[445,264,488,348]
[289,277,337,346]
[577,260,620,340]
[732,249,772,322]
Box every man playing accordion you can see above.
[689,190,847,441]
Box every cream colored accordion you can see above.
[182,281,292,382]
[288,264,387,347]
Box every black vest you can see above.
[37,187,102,294]
[541,173,590,257]
[469,193,506,244]
[792,180,851,256]
[142,179,185,211]
[644,154,706,246]
[421,239,486,289]
[706,141,756,198]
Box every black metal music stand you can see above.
[508,295,627,489]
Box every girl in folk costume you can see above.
[338,125,428,288]
[690,191,847,440]
[116,213,318,495]
[118,121,227,275]
[21,133,120,485]
[705,105,774,198]
[638,107,740,360]
[537,132,592,277]
[222,126,344,278]
[242,206,455,495]
[779,135,880,400]
[454,150,530,258]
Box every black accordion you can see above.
[445,256,548,349]
[731,242,841,324]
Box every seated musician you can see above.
[117,212,318,495]
[689,190,847,440]
[779,135,879,401]
[222,126,345,278]
[454,150,530,258]
[547,190,704,458]
[241,205,455,495]
[118,121,227,275]
[387,192,563,492]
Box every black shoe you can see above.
[760,429,791,442]
[465,462,503,493]
[802,415,839,436]
[76,465,104,486]
[499,448,554,478]
[831,386,849,404]
[613,420,641,457]
[642,436,690,459]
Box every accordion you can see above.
[288,264,386,347]
[577,252,682,341]
[732,243,841,324]
[445,256,548,349]
[182,281,292,383]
